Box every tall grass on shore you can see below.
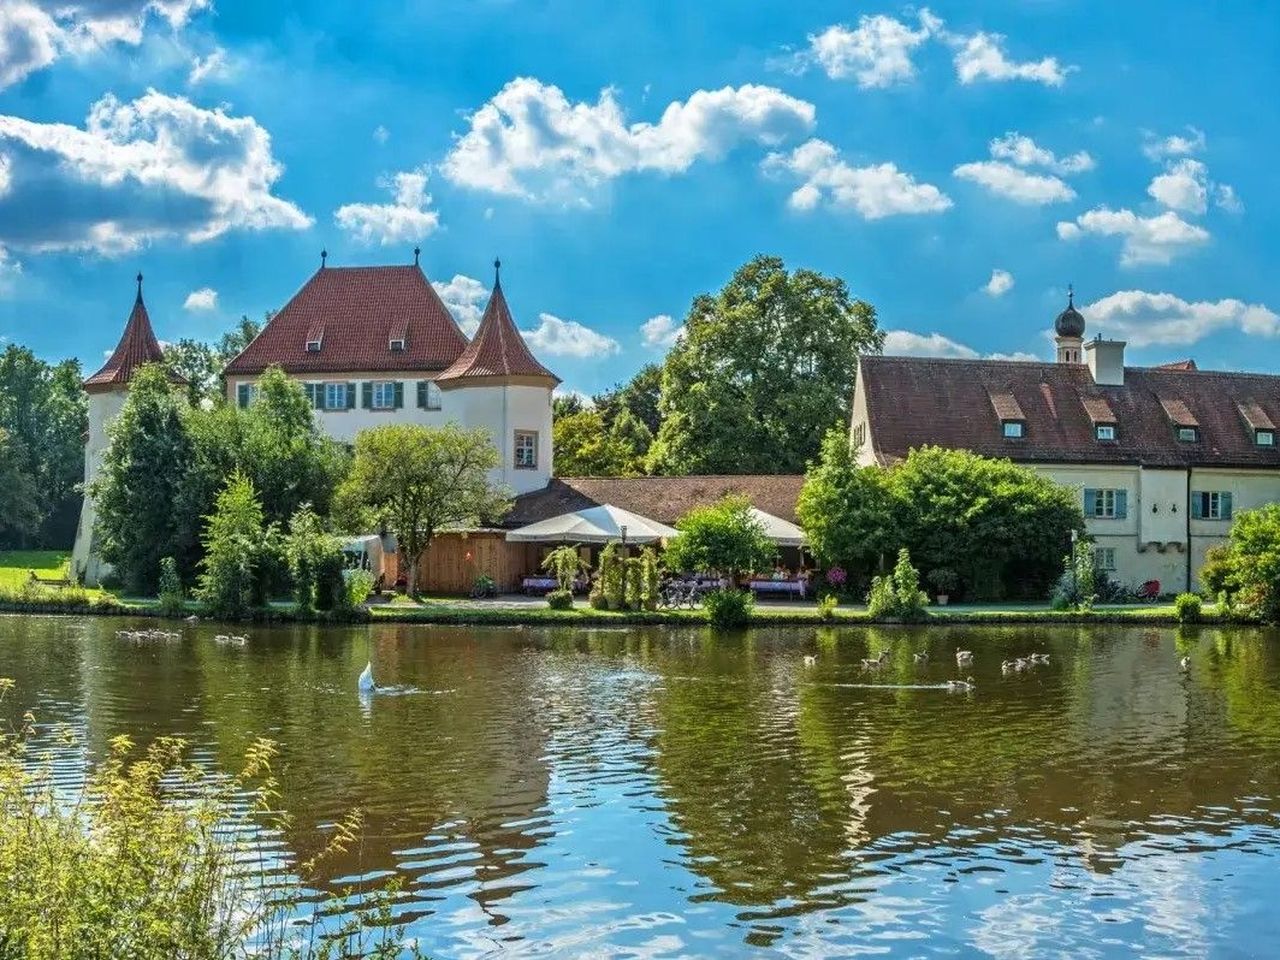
[0,678,422,959]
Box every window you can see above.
[1257,429,1275,447]
[1093,547,1116,571]
[1177,426,1199,442]
[1003,420,1024,438]
[235,383,258,408]
[1085,487,1127,519]
[514,430,538,469]
[1191,491,1233,520]
[323,382,349,411]
[852,422,866,448]
[303,383,323,409]
[1096,424,1116,441]
[305,339,322,353]
[389,338,406,352]
[417,379,442,411]
[371,381,396,410]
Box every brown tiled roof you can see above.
[223,264,467,375]
[1156,359,1198,371]
[859,354,1280,468]
[436,279,558,386]
[84,280,182,392]
[1159,397,1198,427]
[1079,395,1116,424]
[987,389,1024,421]
[1237,401,1275,431]
[506,475,806,527]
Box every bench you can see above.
[748,579,807,599]
[29,570,72,588]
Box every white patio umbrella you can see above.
[505,504,679,544]
[749,508,807,547]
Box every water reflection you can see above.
[2,615,1280,956]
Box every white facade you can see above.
[71,387,127,585]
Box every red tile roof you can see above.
[436,277,559,386]
[223,264,468,375]
[506,475,806,527]
[84,279,181,392]
[859,355,1280,468]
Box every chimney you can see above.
[1085,336,1126,386]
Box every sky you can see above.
[0,0,1277,397]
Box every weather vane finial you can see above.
[413,246,420,266]
[493,257,501,286]
[1068,282,1074,306]
[136,272,143,300]
[320,249,327,268]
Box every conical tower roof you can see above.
[84,273,182,393]
[436,261,559,388]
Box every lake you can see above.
[3,614,1280,957]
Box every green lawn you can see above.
[0,550,71,589]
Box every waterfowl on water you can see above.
[803,655,817,667]
[1180,656,1190,671]
[1001,660,1015,674]
[946,677,975,691]
[955,650,974,664]
[860,650,889,669]
[185,614,200,623]
[1030,652,1050,664]
[912,652,929,664]
[358,662,377,693]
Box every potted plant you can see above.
[927,568,958,606]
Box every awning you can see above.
[505,504,679,544]
[749,508,807,547]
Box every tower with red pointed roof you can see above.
[72,273,181,585]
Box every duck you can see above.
[1001,660,1015,674]
[1030,652,1050,664]
[912,652,929,664]
[955,650,974,664]
[860,650,890,669]
[803,654,817,667]
[358,662,377,693]
[945,677,976,691]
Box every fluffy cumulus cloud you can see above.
[949,31,1071,86]
[0,0,209,89]
[1083,290,1280,347]
[1057,207,1210,266]
[0,90,310,255]
[188,46,230,85]
[885,329,1039,361]
[182,286,216,310]
[985,269,1014,297]
[954,132,1092,204]
[431,274,488,336]
[640,314,682,348]
[334,167,440,245]
[804,11,939,88]
[522,313,620,358]
[1146,157,1241,215]
[441,77,815,202]
[763,139,951,219]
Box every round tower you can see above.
[1055,285,1086,364]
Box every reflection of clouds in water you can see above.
[972,890,1067,960]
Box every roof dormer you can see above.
[988,388,1025,439]
[305,323,324,353]
[1238,400,1276,448]
[389,322,408,353]
[1159,397,1200,442]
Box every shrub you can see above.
[157,556,185,616]
[624,557,643,609]
[546,588,574,610]
[1050,539,1098,612]
[542,544,586,592]
[926,567,958,597]
[598,541,625,610]
[345,569,375,608]
[640,547,661,611]
[284,505,343,613]
[664,494,774,577]
[817,594,838,620]
[587,584,608,609]
[197,472,273,619]
[704,588,754,628]
[866,548,929,621]
[1174,592,1202,624]
[313,550,346,612]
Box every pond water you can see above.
[3,615,1280,957]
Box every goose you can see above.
[1179,656,1190,671]
[358,662,377,693]
[955,650,974,664]
[1030,652,1050,664]
[1014,657,1031,671]
[946,677,976,691]
[860,650,890,669]
[912,652,929,664]
[803,655,817,667]
[185,614,200,624]
[1001,660,1015,674]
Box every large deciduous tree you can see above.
[336,424,510,593]
[0,427,42,543]
[647,256,883,475]
[553,409,644,477]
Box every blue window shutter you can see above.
[416,380,427,409]
[1083,488,1097,516]
[237,383,249,408]
[346,382,356,410]
[1115,490,1128,519]
[1190,492,1202,519]
[361,382,372,409]
[393,381,404,409]
[1221,492,1232,520]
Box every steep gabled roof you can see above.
[859,354,1280,468]
[223,262,468,375]
[84,275,180,393]
[436,269,558,387]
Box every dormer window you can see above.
[1095,424,1116,441]
[305,338,322,352]
[1257,429,1275,447]
[1177,426,1199,443]
[1002,420,1024,439]
[389,337,406,352]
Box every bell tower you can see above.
[1054,285,1086,364]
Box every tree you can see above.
[163,338,221,408]
[594,363,662,437]
[552,392,587,419]
[646,256,883,475]
[336,424,510,593]
[197,472,271,618]
[91,364,192,593]
[664,494,775,576]
[553,409,643,477]
[1200,504,1280,621]
[216,314,266,365]
[0,428,41,544]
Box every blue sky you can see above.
[0,0,1277,396]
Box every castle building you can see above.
[849,292,1280,593]
[71,274,185,585]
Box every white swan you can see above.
[358,662,377,693]
[803,655,817,666]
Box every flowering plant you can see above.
[825,565,847,586]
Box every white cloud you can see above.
[885,329,1040,361]
[432,274,488,336]
[954,161,1074,204]
[1147,158,1208,214]
[804,11,938,88]
[0,0,210,90]
[0,90,310,255]
[522,313,620,358]
[1083,290,1280,347]
[949,31,1071,86]
[372,125,389,145]
[640,314,682,348]
[1142,126,1205,161]
[0,153,10,196]
[1215,183,1243,213]
[763,138,951,219]
[441,77,815,202]
[988,351,1040,362]
[988,132,1094,174]
[1057,207,1209,266]
[183,286,216,310]
[985,269,1014,297]
[188,46,230,85]
[0,245,22,295]
[334,167,440,245]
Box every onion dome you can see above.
[1055,286,1086,338]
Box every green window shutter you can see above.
[1221,492,1232,520]
[416,380,427,409]
[361,382,373,409]
[346,382,357,410]
[237,383,250,408]
[1190,492,1203,519]
[1115,490,1128,519]
[1083,488,1097,517]
[394,381,404,409]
